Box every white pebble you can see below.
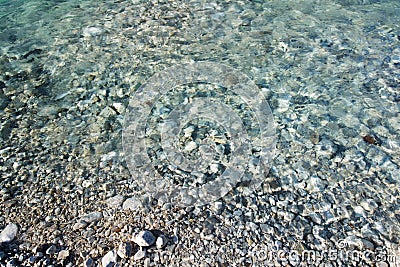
[122,197,142,211]
[101,250,117,267]
[184,141,197,152]
[82,26,103,37]
[57,250,70,261]
[156,235,168,249]
[210,163,219,173]
[133,230,155,247]
[0,223,18,243]
[134,248,146,260]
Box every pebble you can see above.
[46,244,57,255]
[133,231,156,247]
[28,256,37,264]
[117,242,132,259]
[213,201,224,213]
[172,228,179,244]
[84,258,94,267]
[156,235,168,249]
[134,248,146,261]
[73,212,103,230]
[184,141,197,152]
[360,199,378,212]
[101,250,117,267]
[106,195,125,208]
[0,223,18,243]
[82,26,103,37]
[122,197,142,211]
[57,249,70,261]
[210,163,219,173]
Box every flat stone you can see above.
[57,250,70,260]
[107,195,125,208]
[74,212,103,229]
[82,26,103,37]
[81,211,103,223]
[46,244,57,255]
[134,248,146,260]
[0,223,18,243]
[101,250,117,267]
[133,231,155,247]
[122,197,142,211]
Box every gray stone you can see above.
[73,212,103,230]
[82,27,103,37]
[213,201,224,214]
[0,121,12,141]
[260,224,275,234]
[172,228,179,244]
[107,195,125,208]
[133,231,155,247]
[101,250,117,267]
[172,235,179,244]
[0,223,18,243]
[122,197,142,211]
[28,256,37,264]
[80,211,103,223]
[46,244,57,255]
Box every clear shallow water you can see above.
[0,0,399,265]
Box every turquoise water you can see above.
[0,0,399,265]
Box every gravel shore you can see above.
[1,0,399,266]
